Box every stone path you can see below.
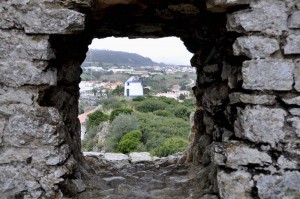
[77,152,208,199]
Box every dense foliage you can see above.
[110,108,133,122]
[105,114,139,151]
[116,130,143,153]
[155,137,189,157]
[82,96,195,157]
[86,110,109,129]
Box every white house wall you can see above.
[124,82,143,97]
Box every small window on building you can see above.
[127,89,130,97]
[127,82,130,86]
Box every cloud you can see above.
[89,37,193,65]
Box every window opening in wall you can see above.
[78,37,195,158]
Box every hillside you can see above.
[83,49,159,66]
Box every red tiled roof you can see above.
[78,110,94,123]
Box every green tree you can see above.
[105,114,139,151]
[134,99,167,112]
[111,85,124,96]
[155,137,189,157]
[110,108,133,122]
[116,130,142,153]
[178,94,186,100]
[87,110,109,129]
[92,88,98,96]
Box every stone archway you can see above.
[1,0,300,198]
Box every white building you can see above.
[124,76,143,97]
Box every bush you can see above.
[170,106,191,120]
[81,139,96,152]
[98,97,124,110]
[116,130,142,153]
[134,99,167,112]
[136,112,189,154]
[153,110,173,117]
[132,96,145,101]
[87,110,109,129]
[111,85,124,96]
[105,114,139,151]
[110,108,133,122]
[158,96,177,105]
[155,137,189,157]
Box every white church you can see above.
[124,76,144,97]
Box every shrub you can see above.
[134,99,167,112]
[111,85,124,96]
[158,96,177,105]
[132,96,145,101]
[105,114,139,151]
[81,139,96,152]
[110,108,133,122]
[116,130,142,153]
[87,110,109,129]
[155,137,189,157]
[153,110,173,117]
[98,97,124,110]
[170,106,191,120]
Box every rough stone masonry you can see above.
[0,0,299,198]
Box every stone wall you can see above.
[188,0,300,198]
[0,0,299,198]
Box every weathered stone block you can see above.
[206,0,251,12]
[23,8,85,34]
[217,170,253,199]
[0,146,54,165]
[0,30,54,61]
[288,11,300,29]
[277,155,298,169]
[0,2,85,34]
[0,87,35,106]
[282,96,300,106]
[290,108,300,116]
[234,106,287,147]
[227,1,288,35]
[242,59,294,91]
[233,36,279,58]
[0,165,43,198]
[229,93,276,105]
[129,152,153,163]
[256,172,300,199]
[224,144,272,169]
[104,153,129,162]
[295,59,300,92]
[4,106,63,147]
[46,144,70,166]
[284,34,300,54]
[0,61,57,87]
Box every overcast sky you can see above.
[89,37,193,65]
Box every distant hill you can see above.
[83,49,160,66]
